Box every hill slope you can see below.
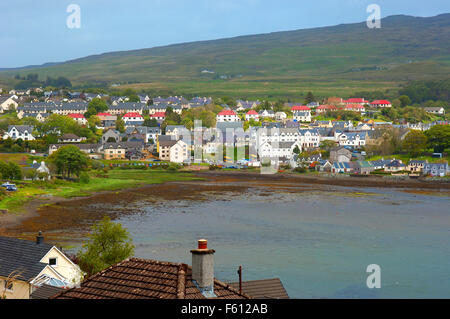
[1,13,449,97]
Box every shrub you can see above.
[79,171,90,184]
[293,167,307,173]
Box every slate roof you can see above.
[0,236,53,282]
[7,125,34,134]
[52,258,249,299]
[30,284,64,299]
[228,278,289,299]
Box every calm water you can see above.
[96,184,450,298]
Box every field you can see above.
[0,168,201,213]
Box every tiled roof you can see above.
[68,113,85,119]
[30,284,64,299]
[218,110,237,116]
[123,112,143,118]
[151,112,166,117]
[291,105,310,111]
[228,278,289,299]
[52,258,250,299]
[0,236,53,282]
[371,100,391,104]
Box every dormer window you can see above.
[49,257,57,266]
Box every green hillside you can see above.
[1,13,449,98]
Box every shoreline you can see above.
[0,170,449,244]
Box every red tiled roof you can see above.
[218,110,237,116]
[68,113,85,118]
[371,100,391,104]
[291,105,310,111]
[51,258,250,299]
[123,112,143,118]
[246,110,258,115]
[151,112,166,118]
[344,98,367,103]
[97,112,112,116]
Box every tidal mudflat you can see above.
[1,176,449,298]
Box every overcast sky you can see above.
[1,0,449,68]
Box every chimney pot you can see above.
[191,239,216,297]
[36,231,44,244]
[198,239,208,250]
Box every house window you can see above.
[49,257,57,266]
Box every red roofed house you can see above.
[291,105,311,112]
[371,100,392,108]
[344,104,366,112]
[68,113,87,126]
[151,112,166,121]
[217,109,239,122]
[343,98,369,106]
[122,112,144,126]
[245,110,259,121]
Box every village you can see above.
[0,87,448,179]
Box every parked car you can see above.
[2,182,17,191]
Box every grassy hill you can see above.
[1,13,449,98]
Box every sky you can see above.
[1,0,449,68]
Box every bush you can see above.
[293,167,307,173]
[209,164,219,170]
[91,160,104,170]
[166,163,180,171]
[79,172,90,184]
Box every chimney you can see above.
[191,239,216,297]
[36,231,44,244]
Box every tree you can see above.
[85,98,108,118]
[127,94,140,103]
[424,125,450,153]
[304,92,315,104]
[398,95,412,107]
[0,162,22,180]
[77,216,134,277]
[115,117,125,133]
[293,145,301,154]
[143,118,158,127]
[49,145,90,179]
[402,130,427,157]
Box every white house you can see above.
[0,96,18,113]
[245,110,260,121]
[3,125,35,141]
[122,112,144,127]
[293,111,311,122]
[258,141,302,162]
[169,140,189,163]
[216,109,239,122]
[67,113,87,126]
[371,100,392,108]
[424,107,445,116]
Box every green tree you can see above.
[398,95,412,107]
[402,130,427,157]
[85,98,108,118]
[304,92,315,104]
[115,117,125,133]
[49,145,90,179]
[77,216,134,277]
[127,94,140,102]
[424,124,450,153]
